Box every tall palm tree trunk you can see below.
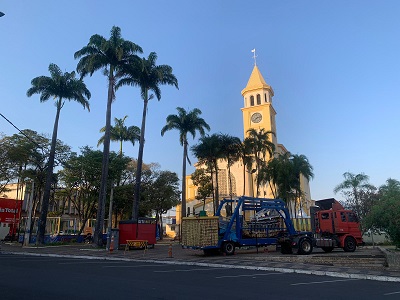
[181,139,188,219]
[214,163,219,215]
[37,103,61,244]
[133,91,149,222]
[94,73,114,247]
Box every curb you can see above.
[4,251,400,283]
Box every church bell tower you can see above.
[241,61,277,146]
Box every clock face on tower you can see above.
[251,112,262,123]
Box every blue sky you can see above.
[1,1,400,202]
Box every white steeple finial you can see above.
[251,48,257,66]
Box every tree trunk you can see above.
[181,139,187,220]
[37,102,61,244]
[94,71,114,247]
[214,160,219,215]
[133,90,149,223]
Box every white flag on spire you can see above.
[251,48,256,53]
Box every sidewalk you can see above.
[1,240,399,282]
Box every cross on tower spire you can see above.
[251,48,257,66]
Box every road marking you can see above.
[59,261,123,265]
[154,268,223,273]
[384,291,400,296]
[291,279,360,286]
[216,272,280,279]
[103,264,167,268]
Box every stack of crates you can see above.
[182,216,219,248]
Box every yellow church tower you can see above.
[241,64,277,146]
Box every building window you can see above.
[250,95,254,106]
[265,94,268,102]
[256,94,261,105]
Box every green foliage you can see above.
[365,178,400,247]
[58,147,130,234]
[98,115,140,155]
[140,170,181,217]
[334,172,377,226]
[191,169,213,210]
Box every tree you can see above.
[59,147,130,235]
[334,172,376,223]
[238,139,254,196]
[161,107,210,220]
[27,63,90,244]
[191,169,213,211]
[97,115,140,156]
[245,128,275,197]
[365,178,400,247]
[75,26,142,246]
[141,170,180,238]
[219,134,241,199]
[290,154,314,217]
[116,52,178,222]
[191,134,223,214]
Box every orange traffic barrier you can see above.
[109,235,114,253]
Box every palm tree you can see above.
[27,63,90,244]
[74,26,142,246]
[116,52,178,221]
[245,128,275,196]
[191,134,223,214]
[238,139,254,196]
[161,107,210,220]
[219,134,241,199]
[98,115,140,156]
[334,172,374,218]
[290,154,314,217]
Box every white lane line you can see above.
[154,268,223,273]
[103,264,167,268]
[59,261,122,265]
[384,291,400,296]
[216,272,281,279]
[19,259,79,262]
[291,278,360,286]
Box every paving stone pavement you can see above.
[1,240,399,282]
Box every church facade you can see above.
[183,63,312,220]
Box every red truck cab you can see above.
[313,199,363,252]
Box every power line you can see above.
[0,112,45,150]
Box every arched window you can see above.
[256,94,261,105]
[250,95,254,106]
[265,94,268,102]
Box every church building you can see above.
[183,60,312,222]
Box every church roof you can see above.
[241,65,274,96]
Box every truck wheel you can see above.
[297,238,313,255]
[321,247,334,253]
[280,243,293,254]
[222,242,235,255]
[343,236,356,252]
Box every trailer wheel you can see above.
[343,236,356,252]
[222,242,235,255]
[297,238,313,255]
[321,247,334,253]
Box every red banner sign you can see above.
[0,198,22,223]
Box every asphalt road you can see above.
[0,254,399,300]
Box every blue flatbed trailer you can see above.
[182,196,314,255]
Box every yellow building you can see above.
[184,62,312,224]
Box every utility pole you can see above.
[23,182,34,247]
[106,185,114,251]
